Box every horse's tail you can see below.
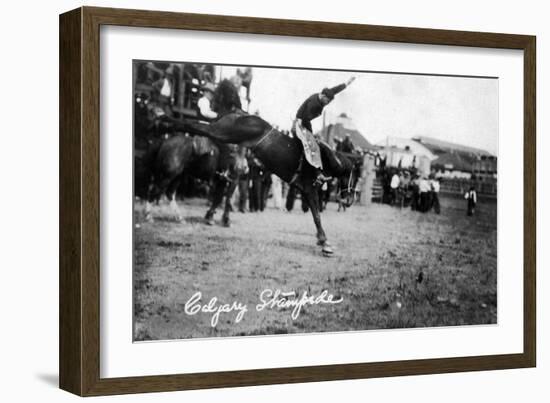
[143,139,163,175]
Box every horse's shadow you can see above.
[183,216,207,225]
[152,215,181,223]
[142,216,325,256]
[272,238,322,255]
[141,215,205,225]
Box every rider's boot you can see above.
[314,168,332,187]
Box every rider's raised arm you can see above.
[330,77,356,96]
[329,83,348,96]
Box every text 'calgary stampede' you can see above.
[184,289,344,327]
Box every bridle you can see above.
[338,168,359,207]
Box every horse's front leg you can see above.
[222,180,238,227]
[302,184,333,256]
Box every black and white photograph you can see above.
[133,60,498,341]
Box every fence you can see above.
[439,178,497,197]
[370,177,496,204]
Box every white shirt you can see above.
[419,179,431,193]
[465,190,477,203]
[160,78,172,97]
[431,180,440,193]
[198,96,218,119]
[390,174,400,189]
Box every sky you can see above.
[221,65,498,155]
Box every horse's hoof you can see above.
[205,218,214,226]
[222,220,231,228]
[322,246,334,257]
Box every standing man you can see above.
[248,153,265,212]
[465,185,477,216]
[418,175,431,212]
[236,147,250,213]
[410,174,420,211]
[390,170,400,205]
[197,82,218,121]
[294,77,356,185]
[340,133,355,153]
[151,65,175,117]
[431,176,441,214]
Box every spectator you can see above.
[197,82,218,121]
[151,67,175,116]
[236,147,250,213]
[465,186,477,216]
[410,174,420,211]
[200,64,215,83]
[419,175,431,212]
[400,171,411,206]
[248,155,266,212]
[340,133,355,153]
[237,67,253,105]
[431,177,441,214]
[334,137,343,152]
[390,171,400,205]
[261,173,272,211]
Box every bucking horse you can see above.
[143,134,245,227]
[178,109,357,257]
[142,80,248,227]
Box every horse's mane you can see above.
[319,143,355,177]
[213,79,242,115]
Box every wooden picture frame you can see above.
[59,6,536,396]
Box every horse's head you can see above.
[338,170,357,207]
[338,154,362,208]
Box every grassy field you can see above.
[134,195,497,341]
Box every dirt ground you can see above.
[133,194,497,341]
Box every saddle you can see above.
[293,121,323,169]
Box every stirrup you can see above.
[314,173,332,187]
[215,170,230,181]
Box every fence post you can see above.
[360,155,375,206]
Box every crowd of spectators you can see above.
[384,169,441,214]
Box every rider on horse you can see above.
[294,76,356,185]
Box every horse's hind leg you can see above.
[205,178,226,225]
[145,200,153,222]
[222,180,238,227]
[145,176,172,222]
[145,180,158,222]
[167,178,183,222]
